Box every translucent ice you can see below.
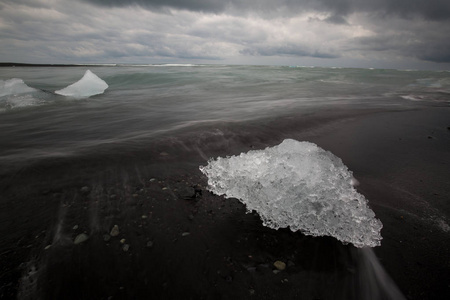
[55,70,108,98]
[0,78,37,97]
[199,139,382,248]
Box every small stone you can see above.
[103,234,111,242]
[73,225,79,230]
[110,225,120,237]
[162,187,168,190]
[146,241,154,248]
[120,238,126,244]
[122,244,130,252]
[273,270,280,274]
[110,194,117,199]
[273,261,286,271]
[44,245,52,250]
[80,186,90,194]
[181,232,190,237]
[141,215,148,219]
[74,233,89,244]
[149,178,156,182]
[249,289,255,295]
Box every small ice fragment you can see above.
[0,78,36,97]
[55,70,108,99]
[199,139,383,248]
[350,177,360,187]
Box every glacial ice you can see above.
[199,139,383,248]
[55,70,108,98]
[0,78,37,97]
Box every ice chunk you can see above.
[0,78,37,97]
[55,70,108,98]
[199,139,382,248]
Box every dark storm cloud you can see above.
[354,32,450,63]
[241,44,339,59]
[82,0,450,20]
[1,0,449,68]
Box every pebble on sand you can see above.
[146,241,154,248]
[181,232,190,237]
[273,261,286,271]
[110,225,120,237]
[74,233,89,244]
[123,244,130,252]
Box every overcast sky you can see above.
[1,0,449,69]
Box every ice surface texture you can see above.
[55,70,108,98]
[199,139,383,248]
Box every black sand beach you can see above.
[1,107,449,299]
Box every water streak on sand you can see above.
[356,248,406,300]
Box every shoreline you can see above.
[1,107,449,299]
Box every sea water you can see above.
[1,64,449,299]
[0,65,448,174]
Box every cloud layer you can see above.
[0,0,449,69]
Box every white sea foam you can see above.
[0,78,37,97]
[200,139,383,248]
[400,95,424,101]
[152,63,207,67]
[55,70,108,99]
[3,94,44,109]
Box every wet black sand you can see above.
[1,107,449,299]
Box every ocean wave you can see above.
[1,94,46,109]
[152,64,206,67]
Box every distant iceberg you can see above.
[0,78,37,97]
[55,70,108,99]
[200,139,383,248]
